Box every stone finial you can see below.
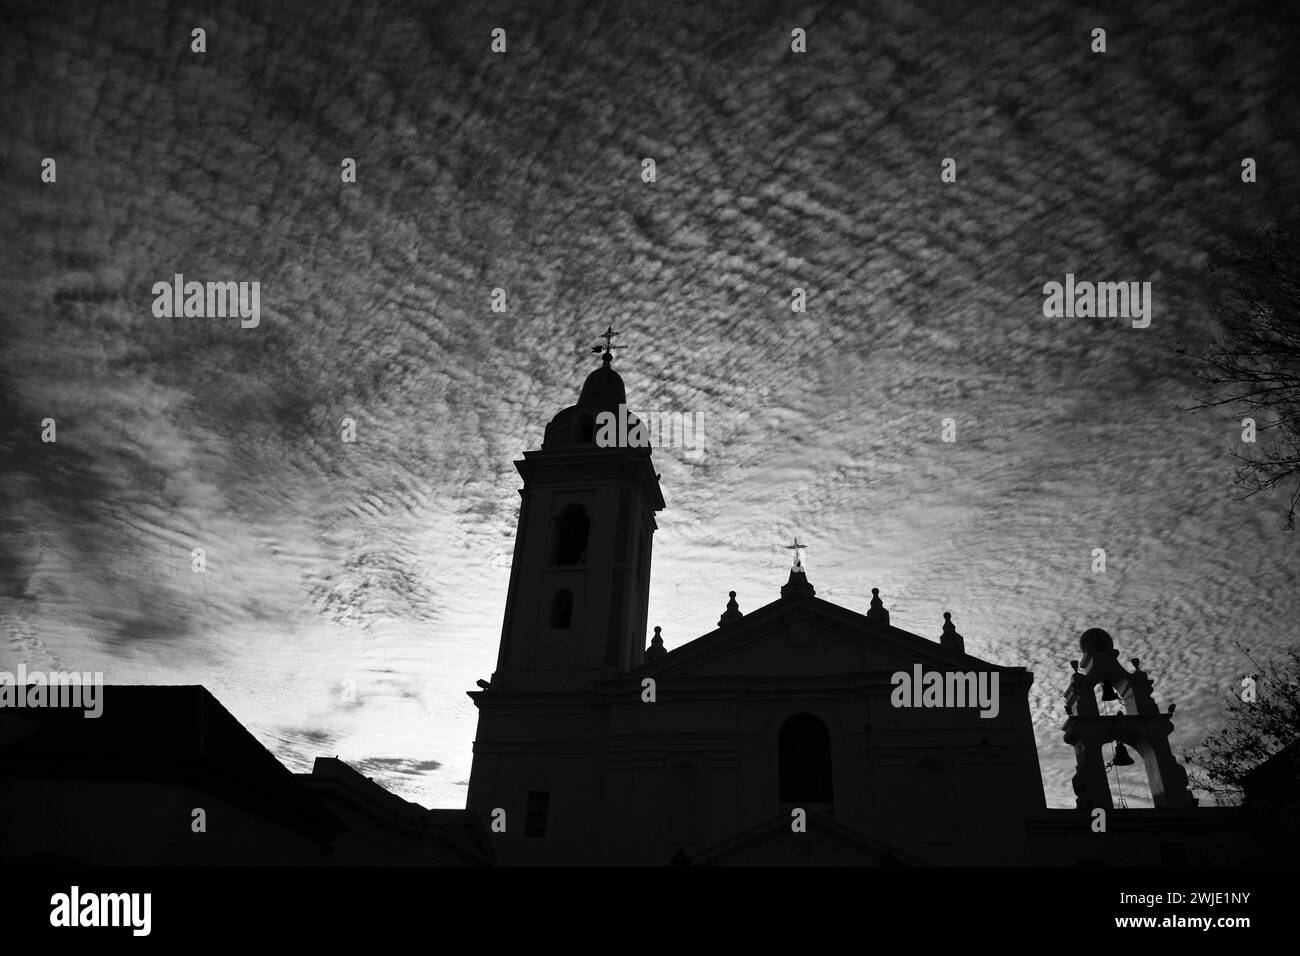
[645,625,667,662]
[718,591,743,628]
[780,563,816,598]
[866,588,890,626]
[939,610,964,654]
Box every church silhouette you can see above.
[1,336,1293,866]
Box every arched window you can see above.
[552,504,589,565]
[667,761,702,843]
[912,757,952,819]
[549,589,573,629]
[779,713,832,803]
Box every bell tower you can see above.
[488,328,665,692]
[1062,628,1196,810]
[467,330,665,863]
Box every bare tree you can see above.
[1183,641,1300,804]
[1188,225,1300,528]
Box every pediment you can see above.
[639,593,1006,681]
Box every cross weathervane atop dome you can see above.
[785,537,809,573]
[591,325,626,363]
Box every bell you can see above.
[1112,742,1135,767]
[1101,682,1119,702]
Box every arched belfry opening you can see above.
[552,504,589,566]
[779,713,833,803]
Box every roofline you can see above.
[630,590,1031,680]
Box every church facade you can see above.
[463,339,1281,866]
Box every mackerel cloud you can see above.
[2,0,1298,807]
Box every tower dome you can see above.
[577,351,627,409]
[543,331,647,451]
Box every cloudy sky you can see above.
[2,0,1298,811]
